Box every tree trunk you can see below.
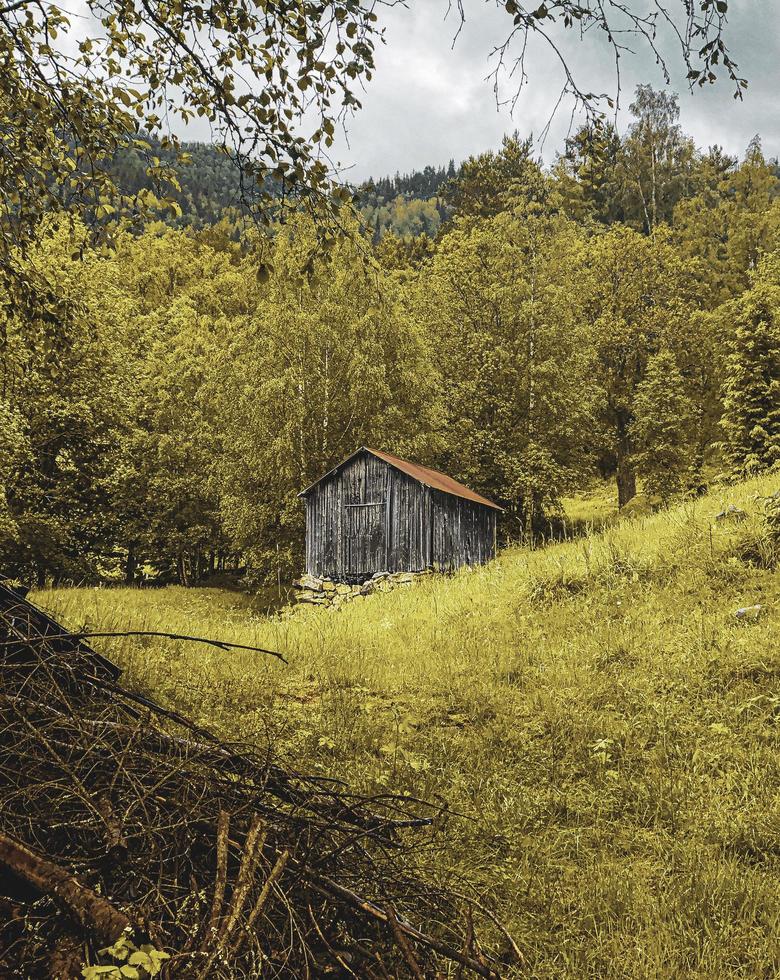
[650,145,657,232]
[124,547,137,586]
[616,411,637,508]
[617,462,637,509]
[691,401,708,490]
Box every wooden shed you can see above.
[299,447,502,582]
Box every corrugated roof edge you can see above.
[298,447,504,512]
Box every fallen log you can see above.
[0,831,136,948]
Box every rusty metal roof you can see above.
[299,447,503,511]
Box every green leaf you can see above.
[101,937,131,961]
[127,951,152,969]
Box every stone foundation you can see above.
[293,570,432,610]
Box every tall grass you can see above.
[36,474,780,978]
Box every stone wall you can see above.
[293,570,432,610]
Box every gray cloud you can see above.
[328,0,779,181]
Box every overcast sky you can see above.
[318,0,779,182]
[168,1,778,180]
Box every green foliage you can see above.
[361,195,444,241]
[441,132,548,220]
[82,933,170,979]
[5,82,780,581]
[212,210,439,578]
[721,251,780,475]
[631,349,697,500]
[356,165,452,240]
[0,0,741,302]
[616,85,697,234]
[0,399,28,544]
[557,122,625,226]
[106,227,247,583]
[0,222,128,582]
[0,0,384,284]
[582,225,703,507]
[110,142,249,230]
[411,204,594,530]
[674,137,780,306]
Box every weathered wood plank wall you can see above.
[385,469,430,572]
[430,490,496,571]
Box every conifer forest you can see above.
[1,2,780,978]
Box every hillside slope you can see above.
[37,474,780,978]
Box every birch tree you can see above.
[617,86,697,234]
[213,212,436,578]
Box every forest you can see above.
[6,0,780,974]
[108,140,458,238]
[2,85,779,588]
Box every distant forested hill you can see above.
[355,163,456,240]
[112,141,460,238]
[112,142,246,227]
[111,135,780,241]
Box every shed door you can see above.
[345,501,386,578]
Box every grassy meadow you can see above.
[35,474,780,979]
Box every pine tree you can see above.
[721,251,780,474]
[441,132,547,220]
[674,138,780,308]
[582,225,701,507]
[631,349,696,501]
[557,121,624,226]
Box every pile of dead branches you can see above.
[0,582,514,978]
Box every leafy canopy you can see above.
[0,0,743,278]
[0,0,382,274]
